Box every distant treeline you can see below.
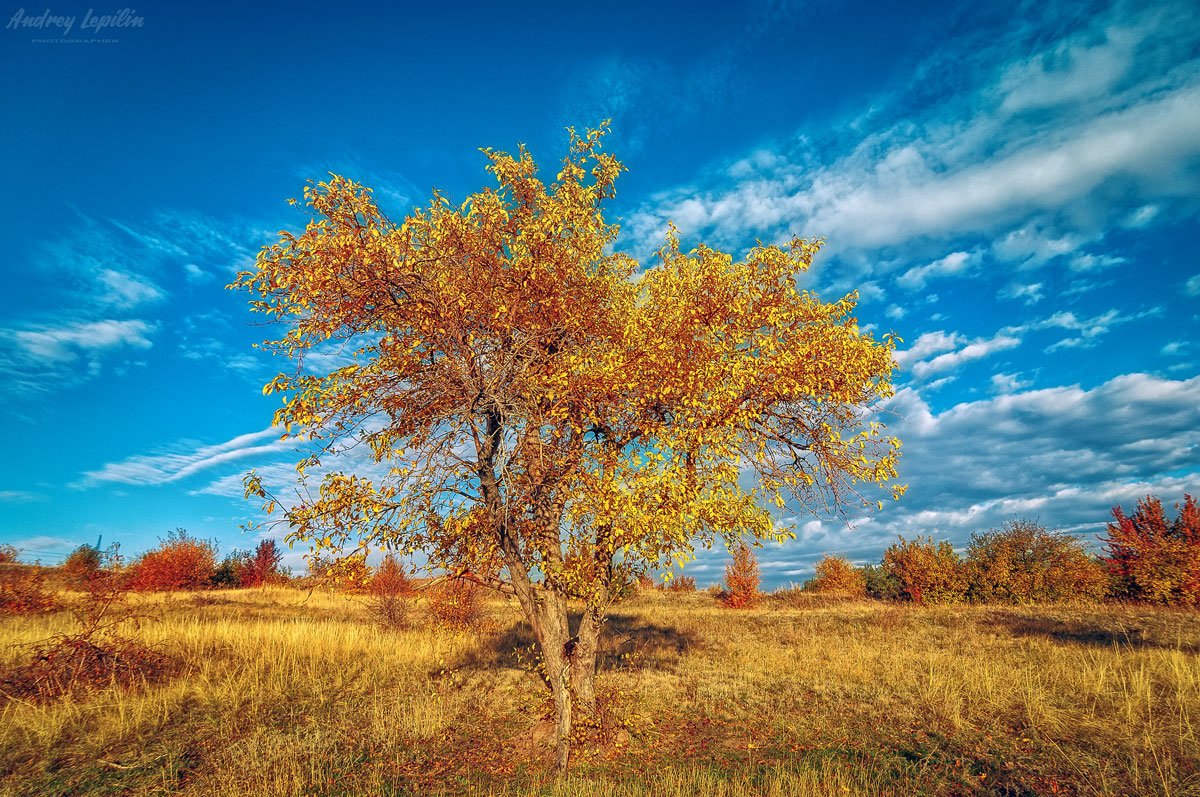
[808,494,1199,606]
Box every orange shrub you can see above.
[882,536,966,604]
[966,519,1107,603]
[364,554,415,630]
[0,545,19,564]
[721,542,762,608]
[63,544,103,580]
[371,554,416,596]
[665,575,697,593]
[0,565,55,614]
[428,578,483,631]
[1103,494,1200,605]
[127,529,217,592]
[810,554,866,595]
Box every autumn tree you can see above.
[240,539,286,587]
[1103,494,1200,605]
[882,536,966,604]
[232,124,904,770]
[810,553,866,595]
[966,519,1107,604]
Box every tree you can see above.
[232,124,904,770]
[722,542,763,608]
[241,539,286,587]
[965,519,1107,604]
[1103,494,1200,605]
[810,554,866,595]
[882,536,966,604]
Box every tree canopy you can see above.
[231,124,904,769]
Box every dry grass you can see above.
[1,586,1198,795]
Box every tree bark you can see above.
[570,602,603,720]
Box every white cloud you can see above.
[184,263,212,283]
[911,333,1021,379]
[1161,341,1190,356]
[989,372,1031,393]
[11,319,155,363]
[996,24,1138,114]
[622,6,1200,281]
[1019,306,1163,352]
[0,490,42,502]
[1185,273,1200,296]
[998,281,1044,305]
[78,426,292,488]
[896,251,975,291]
[893,330,960,370]
[1070,252,1126,272]
[98,269,165,309]
[778,373,1200,572]
[991,224,1087,268]
[885,304,906,320]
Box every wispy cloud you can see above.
[911,333,1021,379]
[77,426,292,488]
[621,2,1200,305]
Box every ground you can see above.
[1,584,1198,795]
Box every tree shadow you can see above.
[981,611,1200,653]
[454,610,699,675]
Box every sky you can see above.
[1,0,1198,586]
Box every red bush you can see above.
[240,539,286,587]
[721,542,761,608]
[127,529,217,592]
[1103,494,1200,605]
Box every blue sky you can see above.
[2,0,1198,585]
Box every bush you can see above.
[0,545,20,564]
[810,554,866,596]
[241,539,287,587]
[63,544,103,579]
[966,519,1108,604]
[211,550,250,589]
[366,554,415,630]
[665,575,696,593]
[0,565,55,615]
[127,529,217,592]
[1103,494,1200,605]
[861,564,903,600]
[427,577,484,632]
[721,542,761,608]
[882,536,967,604]
[1,546,171,703]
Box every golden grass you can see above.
[1,587,1198,795]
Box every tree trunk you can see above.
[543,635,573,772]
[570,604,603,719]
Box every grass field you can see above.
[2,585,1198,796]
